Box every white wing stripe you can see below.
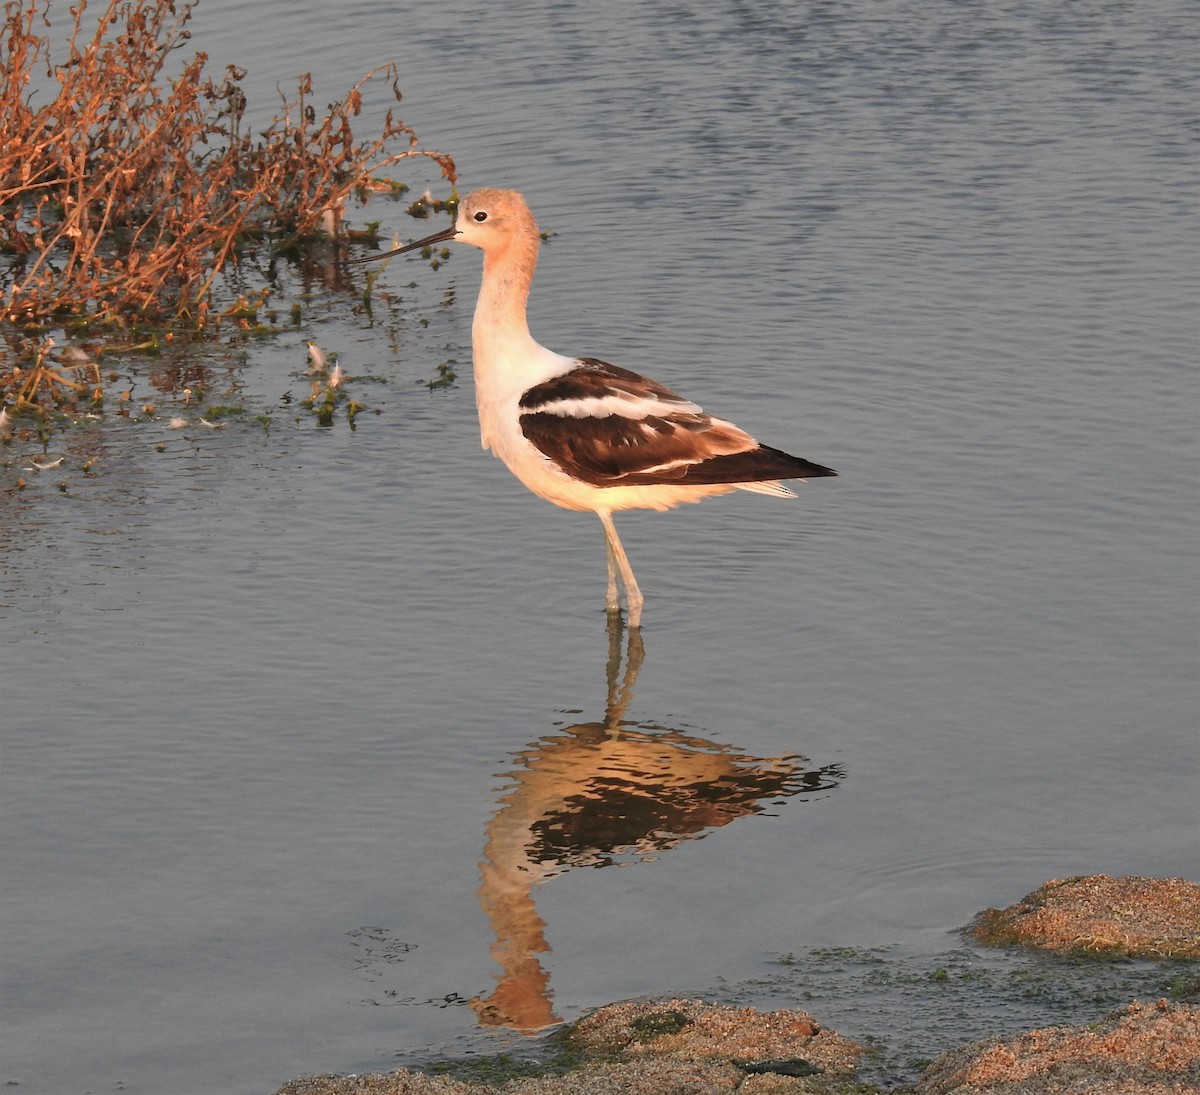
[522,392,703,420]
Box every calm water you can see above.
[3,2,1197,1093]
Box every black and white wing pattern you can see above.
[518,358,836,488]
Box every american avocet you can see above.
[356,188,836,627]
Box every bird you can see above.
[353,188,835,627]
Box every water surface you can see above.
[2,2,1196,1093]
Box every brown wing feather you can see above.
[519,359,836,488]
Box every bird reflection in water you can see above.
[471,615,844,1033]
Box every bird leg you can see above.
[598,512,644,628]
[604,539,620,614]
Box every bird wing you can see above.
[518,358,834,488]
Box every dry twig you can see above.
[0,0,455,328]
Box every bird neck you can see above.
[472,233,540,356]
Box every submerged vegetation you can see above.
[0,0,456,430]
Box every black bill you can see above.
[345,223,460,265]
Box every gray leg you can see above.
[598,512,644,628]
[604,536,620,613]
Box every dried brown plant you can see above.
[0,0,455,334]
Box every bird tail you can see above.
[736,480,797,498]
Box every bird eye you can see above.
[474,211,488,222]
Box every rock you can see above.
[914,998,1200,1095]
[971,875,1200,959]
[564,998,862,1074]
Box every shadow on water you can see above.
[471,613,845,1033]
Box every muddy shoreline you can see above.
[274,876,1199,1094]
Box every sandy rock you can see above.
[971,875,1200,959]
[498,1057,742,1093]
[914,998,1200,1094]
[274,1057,831,1094]
[275,1071,473,1094]
[274,1000,862,1095]
[565,997,862,1074]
